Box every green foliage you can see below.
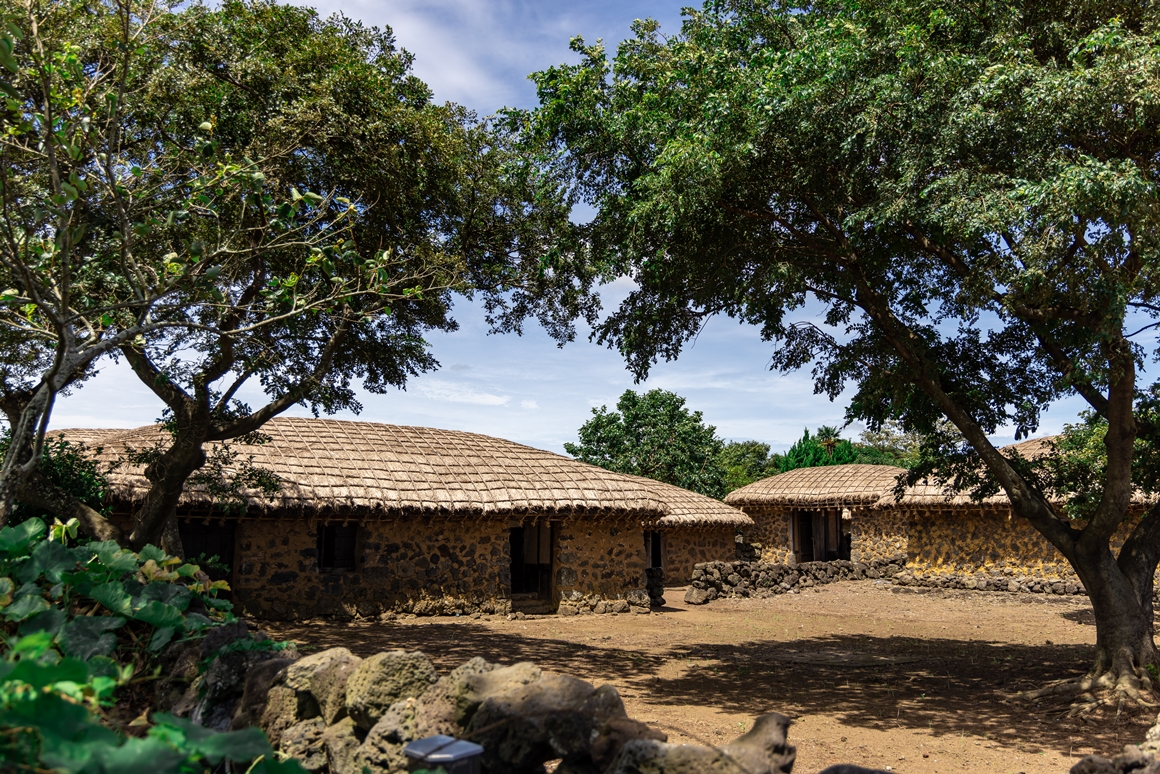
[0,432,116,524]
[719,440,778,492]
[778,427,857,473]
[565,389,727,498]
[0,517,304,773]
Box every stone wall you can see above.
[684,555,1096,605]
[554,516,648,612]
[228,511,655,621]
[232,515,512,620]
[741,506,793,564]
[903,505,1145,581]
[850,506,910,563]
[663,526,737,587]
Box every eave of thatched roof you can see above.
[65,418,673,519]
[620,474,753,528]
[725,464,907,508]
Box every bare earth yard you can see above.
[264,582,1153,774]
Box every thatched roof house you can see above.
[723,437,1144,582]
[66,418,748,618]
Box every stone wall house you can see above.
[68,418,749,619]
[724,437,1150,586]
[724,464,908,565]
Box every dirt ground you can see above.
[264,581,1156,774]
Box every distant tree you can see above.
[778,427,857,473]
[565,389,726,498]
[719,440,776,492]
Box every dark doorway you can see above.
[179,519,236,583]
[645,530,663,569]
[796,512,815,563]
[510,522,552,598]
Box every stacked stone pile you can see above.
[557,588,652,616]
[685,556,907,604]
[164,624,808,773]
[645,567,666,607]
[685,555,1093,604]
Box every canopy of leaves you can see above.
[517,0,1160,518]
[719,440,779,492]
[0,518,300,773]
[778,427,857,472]
[565,389,727,498]
[0,434,115,525]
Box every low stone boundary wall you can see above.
[685,555,1092,604]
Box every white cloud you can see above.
[414,380,510,406]
[520,399,539,410]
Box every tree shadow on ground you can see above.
[264,619,1148,759]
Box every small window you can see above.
[318,523,357,571]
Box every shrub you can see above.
[0,517,305,773]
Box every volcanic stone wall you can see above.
[554,516,649,611]
[228,511,655,620]
[904,504,1147,581]
[232,515,512,620]
[741,507,793,564]
[849,507,910,563]
[663,526,738,587]
[740,505,909,565]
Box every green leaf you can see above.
[138,581,191,611]
[89,541,140,573]
[149,626,176,652]
[0,517,46,556]
[195,726,271,763]
[5,656,89,690]
[93,735,187,774]
[58,615,125,661]
[89,581,133,616]
[16,539,78,583]
[0,576,14,607]
[133,600,183,630]
[19,606,66,637]
[138,544,166,562]
[3,593,48,622]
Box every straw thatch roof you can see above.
[60,418,751,526]
[725,464,906,508]
[624,474,753,528]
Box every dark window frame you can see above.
[317,522,358,572]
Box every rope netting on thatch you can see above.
[55,418,751,526]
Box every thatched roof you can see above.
[624,474,753,528]
[725,464,906,508]
[60,418,751,527]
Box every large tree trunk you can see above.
[1073,546,1159,695]
[128,435,206,554]
[0,383,53,526]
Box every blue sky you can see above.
[49,0,1087,453]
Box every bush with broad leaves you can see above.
[0,517,305,773]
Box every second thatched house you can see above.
[724,438,1148,583]
[72,418,749,619]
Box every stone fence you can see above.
[684,554,1093,604]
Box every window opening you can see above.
[179,519,236,583]
[318,523,357,571]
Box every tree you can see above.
[1,0,584,552]
[565,389,727,498]
[719,439,776,492]
[522,0,1160,697]
[779,427,857,473]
